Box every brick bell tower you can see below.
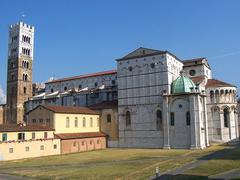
[6,22,34,124]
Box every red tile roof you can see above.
[33,105,100,115]
[0,124,54,132]
[55,132,106,140]
[190,76,206,85]
[46,70,117,84]
[206,79,236,88]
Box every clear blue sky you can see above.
[1,0,240,97]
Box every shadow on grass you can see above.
[199,141,240,161]
[156,174,223,180]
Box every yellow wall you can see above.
[0,131,54,141]
[0,139,60,161]
[54,113,100,134]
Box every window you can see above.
[18,133,25,140]
[170,112,175,126]
[2,133,7,141]
[90,141,92,145]
[156,110,163,131]
[97,140,100,144]
[82,117,86,127]
[97,117,99,127]
[32,119,36,123]
[23,87,27,94]
[40,145,44,150]
[64,86,67,91]
[94,82,98,87]
[75,117,78,128]
[150,63,155,69]
[90,118,93,127]
[44,132,48,139]
[224,108,229,128]
[66,117,70,128]
[107,114,111,123]
[82,141,85,146]
[39,119,43,123]
[51,88,54,93]
[112,80,116,85]
[46,118,50,123]
[189,69,196,76]
[54,144,57,149]
[25,146,30,152]
[78,85,82,89]
[129,66,133,71]
[32,132,36,139]
[9,148,14,153]
[73,142,77,147]
[126,111,131,127]
[186,112,191,126]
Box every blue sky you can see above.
[0,0,240,101]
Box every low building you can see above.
[0,124,60,161]
[26,105,106,153]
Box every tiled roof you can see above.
[46,70,117,84]
[183,58,211,69]
[55,132,106,140]
[89,100,118,110]
[36,105,100,115]
[190,76,206,85]
[206,79,236,88]
[0,125,54,132]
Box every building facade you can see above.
[6,22,34,124]
[27,105,106,153]
[24,47,239,149]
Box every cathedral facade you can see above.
[25,47,239,149]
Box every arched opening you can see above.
[215,90,220,103]
[126,111,131,127]
[210,90,214,103]
[107,114,111,123]
[223,108,229,128]
[23,87,27,94]
[186,111,191,126]
[156,110,163,131]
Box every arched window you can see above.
[126,111,131,127]
[186,111,191,126]
[51,88,54,93]
[23,87,27,94]
[170,112,175,126]
[26,62,29,69]
[215,90,220,103]
[107,114,111,123]
[64,87,67,91]
[210,90,214,103]
[224,108,229,128]
[156,110,163,131]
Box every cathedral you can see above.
[1,21,239,150]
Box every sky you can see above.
[1,0,240,103]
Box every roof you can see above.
[116,47,180,61]
[183,58,211,69]
[0,124,54,132]
[89,100,118,110]
[28,105,100,115]
[206,79,236,88]
[171,75,196,94]
[55,132,106,140]
[46,70,117,84]
[190,76,206,85]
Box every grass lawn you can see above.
[0,144,239,180]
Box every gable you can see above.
[117,47,166,61]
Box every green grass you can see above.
[0,144,239,180]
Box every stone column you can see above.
[219,110,224,141]
[163,96,170,149]
[190,95,198,149]
[203,96,210,146]
[229,109,234,140]
[235,110,239,139]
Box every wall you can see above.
[0,131,54,141]
[0,105,6,124]
[60,137,106,154]
[54,113,100,134]
[0,139,60,161]
[27,106,54,127]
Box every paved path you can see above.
[0,174,35,180]
[154,142,240,180]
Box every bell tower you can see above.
[6,22,34,124]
